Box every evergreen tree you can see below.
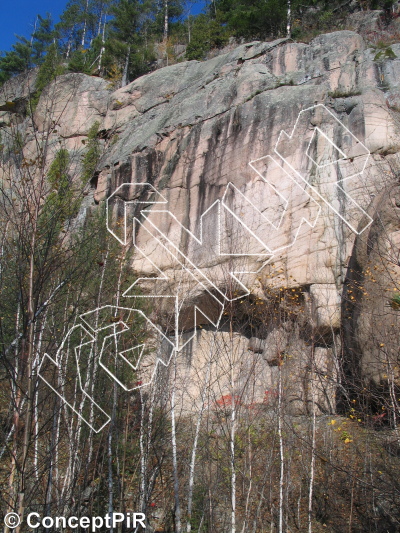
[56,0,114,72]
[105,0,155,85]
[215,0,288,40]
[150,0,185,40]
[0,37,32,83]
[0,14,56,84]
[56,0,101,56]
[31,14,56,64]
[185,12,229,60]
[56,1,83,57]
[81,120,101,184]
[29,43,65,111]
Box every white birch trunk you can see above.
[33,309,48,481]
[286,0,291,38]
[171,348,182,533]
[278,365,284,533]
[97,7,103,36]
[108,251,125,530]
[230,392,236,533]
[308,349,316,533]
[163,0,169,41]
[230,327,236,533]
[81,0,90,47]
[139,387,147,512]
[186,348,213,532]
[121,46,131,88]
[98,16,106,71]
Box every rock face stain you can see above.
[4,30,400,415]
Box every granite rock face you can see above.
[3,30,400,413]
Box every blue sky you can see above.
[0,0,206,52]
[0,0,66,51]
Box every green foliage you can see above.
[1,0,397,89]
[127,43,157,78]
[374,46,397,61]
[67,48,92,73]
[390,292,400,309]
[36,149,77,263]
[29,43,65,112]
[31,14,56,64]
[56,0,108,51]
[328,88,362,98]
[81,121,101,184]
[186,14,229,60]
[103,38,156,81]
[56,0,86,53]
[11,131,24,155]
[103,0,157,82]
[188,484,208,532]
[318,9,333,28]
[215,0,288,40]
[149,0,185,39]
[0,38,32,83]
[109,0,150,44]
[0,14,56,83]
[369,0,395,8]
[41,148,80,232]
[48,148,70,190]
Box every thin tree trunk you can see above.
[88,249,109,465]
[5,302,21,532]
[60,314,80,513]
[240,426,252,533]
[286,0,291,38]
[5,393,20,533]
[230,320,236,533]
[230,385,236,533]
[33,309,48,481]
[81,0,89,47]
[82,20,87,47]
[108,382,117,532]
[66,39,72,59]
[108,252,125,530]
[98,17,106,72]
[278,363,284,533]
[140,375,157,517]
[308,346,316,533]
[16,225,38,532]
[30,16,38,46]
[97,6,103,36]
[120,399,130,533]
[139,388,147,512]
[121,46,131,88]
[171,349,182,533]
[163,0,169,41]
[186,351,212,532]
[44,401,58,529]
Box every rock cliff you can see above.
[2,29,400,414]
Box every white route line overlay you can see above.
[39,104,373,432]
[39,306,176,433]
